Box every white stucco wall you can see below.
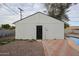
[15,12,64,39]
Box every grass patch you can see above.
[0,39,15,45]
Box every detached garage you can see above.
[13,12,64,40]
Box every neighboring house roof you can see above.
[13,12,64,24]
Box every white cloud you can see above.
[0,3,47,25]
[0,3,79,26]
[67,4,79,21]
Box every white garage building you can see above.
[13,12,64,40]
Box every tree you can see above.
[1,24,11,29]
[45,3,77,28]
[45,3,75,20]
[64,22,69,29]
[10,26,15,30]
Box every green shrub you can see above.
[0,39,15,45]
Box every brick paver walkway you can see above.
[0,40,45,56]
[42,39,79,56]
[0,39,79,56]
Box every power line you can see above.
[3,3,18,15]
[0,4,15,15]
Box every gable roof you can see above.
[13,12,64,24]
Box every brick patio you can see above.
[0,39,79,56]
[0,40,44,56]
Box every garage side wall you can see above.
[43,23,64,39]
[15,23,64,39]
[15,13,64,39]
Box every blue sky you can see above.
[0,3,79,26]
